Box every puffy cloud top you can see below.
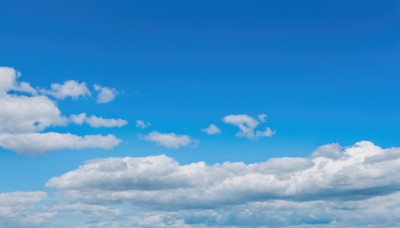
[47,141,400,208]
[45,80,91,100]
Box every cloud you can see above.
[0,141,398,227]
[223,114,274,139]
[142,131,195,149]
[255,127,275,137]
[0,191,50,226]
[0,67,37,96]
[44,80,91,100]
[0,66,124,155]
[257,113,267,123]
[136,120,150,129]
[0,95,67,133]
[202,124,221,135]
[0,67,18,95]
[70,113,128,128]
[94,84,117,103]
[0,132,121,155]
[47,141,400,209]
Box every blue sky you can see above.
[0,0,399,227]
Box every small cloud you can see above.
[70,113,128,128]
[142,131,195,149]
[202,124,221,135]
[255,127,275,137]
[44,80,91,100]
[136,120,150,129]
[94,84,117,104]
[223,114,274,139]
[257,114,267,123]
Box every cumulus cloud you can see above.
[0,95,67,133]
[142,131,195,149]
[0,66,37,96]
[223,114,274,139]
[44,80,91,100]
[202,124,221,135]
[70,113,128,128]
[0,67,18,95]
[94,84,117,103]
[46,141,400,209]
[136,120,150,129]
[0,132,121,155]
[0,66,123,155]
[0,191,50,226]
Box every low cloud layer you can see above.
[0,141,396,227]
[47,141,400,208]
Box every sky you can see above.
[0,0,399,227]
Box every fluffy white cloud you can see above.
[94,84,117,103]
[0,132,121,155]
[44,80,91,100]
[142,131,195,149]
[136,120,150,129]
[0,191,51,226]
[70,113,128,128]
[0,67,17,95]
[47,141,400,209]
[223,114,274,139]
[0,95,67,133]
[0,67,37,96]
[202,124,221,135]
[0,66,124,155]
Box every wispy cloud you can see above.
[142,131,195,149]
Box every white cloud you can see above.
[0,66,124,155]
[0,95,67,133]
[255,127,275,137]
[0,67,17,95]
[142,131,195,149]
[0,67,37,96]
[0,191,50,226]
[0,132,121,155]
[94,84,117,103]
[70,113,128,128]
[223,114,274,139]
[202,124,221,135]
[257,113,267,123]
[44,80,91,100]
[2,141,400,227]
[136,120,150,129]
[46,141,400,209]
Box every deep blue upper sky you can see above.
[0,0,399,191]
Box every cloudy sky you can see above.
[0,0,399,227]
